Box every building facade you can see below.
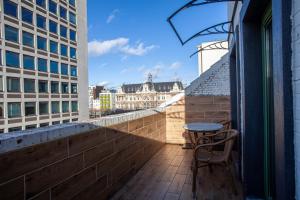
[90,89,116,111]
[116,75,184,110]
[0,0,88,133]
[88,85,104,110]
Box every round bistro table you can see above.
[183,122,224,148]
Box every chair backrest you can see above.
[223,129,239,162]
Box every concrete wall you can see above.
[165,96,231,144]
[292,0,300,198]
[0,112,166,200]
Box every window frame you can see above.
[38,80,48,93]
[36,14,47,30]
[21,7,33,24]
[5,24,19,43]
[24,78,36,93]
[6,51,20,68]
[37,36,47,51]
[25,102,36,116]
[23,55,35,70]
[22,31,34,47]
[50,61,59,74]
[7,102,21,118]
[4,0,18,18]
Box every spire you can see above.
[147,73,153,83]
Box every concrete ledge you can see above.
[0,108,165,154]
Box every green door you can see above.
[262,6,275,199]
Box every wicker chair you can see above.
[191,129,239,197]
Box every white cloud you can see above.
[143,64,164,79]
[97,81,109,86]
[88,38,157,57]
[106,9,119,24]
[169,61,182,70]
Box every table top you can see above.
[183,122,223,132]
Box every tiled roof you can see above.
[185,53,230,96]
[121,81,184,93]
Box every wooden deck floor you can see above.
[110,144,243,200]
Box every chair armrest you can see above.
[195,131,227,143]
[194,135,236,153]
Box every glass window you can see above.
[70,47,76,59]
[0,103,3,119]
[50,61,58,74]
[25,102,36,116]
[23,55,35,70]
[50,40,58,54]
[7,77,20,92]
[71,101,78,112]
[8,127,22,132]
[40,123,49,127]
[60,25,67,38]
[60,44,68,57]
[69,30,76,41]
[69,0,75,7]
[26,124,37,129]
[51,101,60,114]
[60,6,67,19]
[24,79,35,93]
[4,0,18,18]
[61,63,68,75]
[49,20,57,34]
[38,58,47,72]
[52,121,60,125]
[69,12,76,24]
[62,101,69,113]
[0,76,3,92]
[48,0,57,14]
[70,66,77,77]
[51,81,59,93]
[6,51,19,68]
[38,80,48,93]
[7,103,21,118]
[37,36,47,51]
[22,7,33,24]
[5,25,18,43]
[39,102,48,115]
[62,119,69,124]
[36,0,46,8]
[61,82,69,93]
[71,83,77,94]
[22,31,34,47]
[36,14,46,29]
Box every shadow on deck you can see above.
[110,144,243,200]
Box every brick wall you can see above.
[292,0,300,198]
[166,96,231,144]
[0,113,166,200]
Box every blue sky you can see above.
[87,0,228,88]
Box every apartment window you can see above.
[38,80,48,93]
[40,123,49,127]
[36,0,46,8]
[7,77,20,92]
[51,101,60,114]
[60,6,67,19]
[4,0,18,18]
[60,25,67,38]
[8,127,22,132]
[61,63,68,75]
[0,103,4,119]
[5,25,18,43]
[61,82,69,93]
[60,44,68,57]
[71,101,78,112]
[70,66,77,77]
[37,36,47,51]
[71,83,77,94]
[69,0,75,7]
[24,79,35,93]
[62,101,69,113]
[26,124,37,129]
[38,58,47,72]
[39,102,48,115]
[62,119,69,124]
[6,51,19,68]
[23,55,35,70]
[7,102,21,118]
[51,81,59,93]
[50,61,58,74]
[49,20,57,34]
[25,102,36,116]
[70,47,76,59]
[0,76,3,92]
[22,31,34,47]
[22,7,33,24]
[36,14,46,29]
[50,40,58,54]
[70,30,76,41]
[49,0,57,14]
[69,12,76,24]
[52,121,60,125]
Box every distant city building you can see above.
[0,0,89,133]
[88,85,104,109]
[197,41,228,75]
[91,90,116,111]
[116,74,184,110]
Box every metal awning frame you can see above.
[189,40,228,58]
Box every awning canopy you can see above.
[190,40,228,58]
